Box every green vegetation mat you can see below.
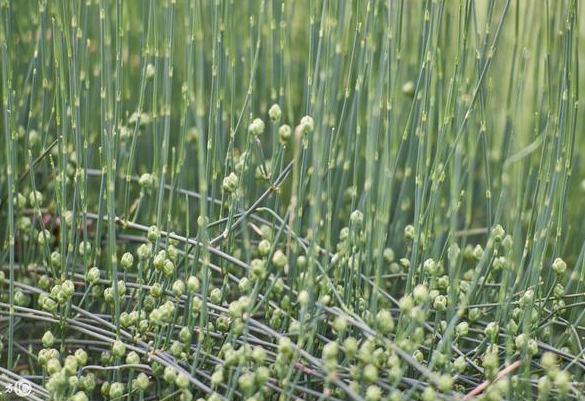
[1,1,585,400]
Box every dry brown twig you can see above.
[463,360,522,399]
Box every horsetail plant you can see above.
[1,0,585,400]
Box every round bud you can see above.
[404,225,415,241]
[376,309,395,335]
[423,258,437,276]
[17,216,31,231]
[237,372,254,395]
[46,358,61,375]
[79,241,91,256]
[70,391,88,401]
[109,382,124,399]
[150,282,163,298]
[438,374,453,393]
[454,356,467,373]
[296,255,307,268]
[139,173,155,189]
[112,340,126,358]
[278,124,292,144]
[322,341,338,360]
[29,190,43,207]
[278,337,294,356]
[119,125,131,140]
[210,288,223,304]
[350,209,364,227]
[520,289,534,306]
[167,244,179,261]
[153,251,166,270]
[63,210,73,226]
[363,364,378,383]
[42,297,58,313]
[171,342,185,358]
[163,259,175,276]
[333,316,348,333]
[484,322,499,341]
[163,366,177,383]
[399,295,414,313]
[222,172,239,194]
[190,298,202,316]
[133,373,150,391]
[64,355,78,376]
[211,369,224,387]
[62,280,75,298]
[552,257,567,275]
[469,307,481,322]
[298,290,310,307]
[433,295,447,312]
[366,385,382,401]
[86,267,101,284]
[473,244,484,260]
[502,234,513,251]
[172,280,185,297]
[250,259,266,280]
[421,387,436,401]
[38,274,50,289]
[137,243,153,259]
[179,326,192,344]
[248,118,265,136]
[273,278,285,295]
[383,248,395,263]
[42,330,55,347]
[541,352,557,370]
[514,333,527,349]
[145,63,156,79]
[388,365,403,384]
[272,250,288,269]
[300,115,315,134]
[187,276,200,292]
[527,338,538,356]
[343,337,358,359]
[37,229,52,245]
[554,370,570,393]
[147,225,160,241]
[15,192,27,208]
[104,289,116,304]
[176,373,190,389]
[491,224,505,242]
[208,393,222,401]
[401,81,415,96]
[507,319,519,334]
[121,252,134,270]
[413,284,429,304]
[538,376,552,396]
[186,127,199,143]
[268,104,282,122]
[255,366,270,385]
[126,351,140,365]
[50,251,61,267]
[257,239,271,256]
[251,346,266,364]
[456,321,469,337]
[75,349,88,366]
